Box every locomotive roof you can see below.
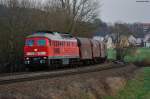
[26,32,77,42]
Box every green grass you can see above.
[107,49,117,60]
[104,67,150,99]
[107,48,150,63]
[124,48,150,63]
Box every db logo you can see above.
[34,49,38,52]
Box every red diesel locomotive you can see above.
[24,31,107,69]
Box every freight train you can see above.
[24,31,107,69]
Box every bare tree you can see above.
[44,0,100,33]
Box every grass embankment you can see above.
[104,67,150,99]
[124,48,150,65]
[107,48,150,65]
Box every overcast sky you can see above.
[100,0,150,23]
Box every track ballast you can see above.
[0,63,127,85]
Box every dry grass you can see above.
[0,65,138,99]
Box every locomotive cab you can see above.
[24,37,50,65]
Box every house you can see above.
[144,33,150,48]
[128,35,137,46]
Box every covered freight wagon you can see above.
[98,41,107,59]
[77,38,93,60]
[91,40,101,58]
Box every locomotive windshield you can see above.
[25,40,34,46]
[37,39,46,46]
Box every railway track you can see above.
[0,63,126,85]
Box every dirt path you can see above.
[0,64,139,99]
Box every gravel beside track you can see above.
[0,63,127,85]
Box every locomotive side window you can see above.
[58,42,60,46]
[55,41,58,47]
[61,42,63,46]
[55,41,57,46]
[60,42,62,46]
[37,39,46,46]
[57,41,59,46]
[69,42,70,46]
[25,40,34,46]
[56,41,58,46]
[59,42,60,46]
[67,42,69,46]
[49,40,51,46]
[54,41,56,46]
[64,42,66,46]
[72,42,74,46]
[63,42,65,46]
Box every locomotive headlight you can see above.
[26,57,29,60]
[43,57,47,59]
